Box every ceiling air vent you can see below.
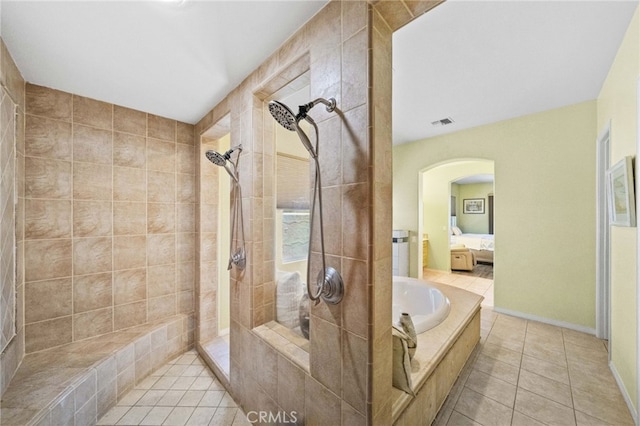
[431,117,454,126]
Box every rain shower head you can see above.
[268,99,335,159]
[268,100,297,131]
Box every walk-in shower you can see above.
[205,145,246,270]
[268,98,344,305]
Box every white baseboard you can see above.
[492,307,596,335]
[609,360,638,424]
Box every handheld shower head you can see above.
[205,145,243,182]
[205,150,227,166]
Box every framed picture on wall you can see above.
[607,156,636,227]
[463,198,485,214]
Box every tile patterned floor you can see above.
[97,351,248,426]
[99,270,633,425]
[423,269,635,426]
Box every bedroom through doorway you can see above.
[420,160,495,306]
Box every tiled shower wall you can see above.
[22,83,197,353]
[194,1,389,423]
[0,39,25,397]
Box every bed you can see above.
[450,228,494,264]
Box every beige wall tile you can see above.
[74,272,113,314]
[148,171,175,203]
[114,236,147,271]
[177,174,196,203]
[25,316,73,352]
[342,183,368,261]
[148,203,175,234]
[25,157,71,199]
[177,122,194,145]
[74,237,112,275]
[113,132,146,168]
[25,199,71,239]
[310,316,342,396]
[147,234,176,266]
[25,115,72,160]
[74,307,113,340]
[114,106,146,136]
[148,264,176,298]
[24,278,72,323]
[177,232,195,263]
[148,138,176,172]
[26,83,72,121]
[114,268,146,305]
[176,144,195,175]
[342,331,368,415]
[73,95,113,130]
[114,301,147,331]
[341,29,368,112]
[73,124,113,165]
[342,105,368,185]
[73,162,112,200]
[177,204,195,233]
[341,257,368,338]
[113,202,146,235]
[277,355,305,416]
[148,115,175,141]
[304,376,341,425]
[148,294,176,321]
[73,200,112,237]
[24,238,72,282]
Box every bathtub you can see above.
[392,276,451,334]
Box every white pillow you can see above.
[276,271,304,329]
[452,226,462,236]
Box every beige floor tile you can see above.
[511,411,545,426]
[198,390,226,407]
[447,410,482,425]
[522,339,566,365]
[152,375,179,390]
[572,386,634,425]
[177,390,205,407]
[480,342,522,367]
[454,388,512,426]
[117,388,146,406]
[517,369,572,408]
[140,406,174,425]
[514,388,575,425]
[189,376,214,391]
[184,407,216,425]
[464,370,517,408]
[117,406,152,425]
[97,406,129,425]
[137,389,168,406]
[526,321,563,340]
[575,409,615,426]
[485,333,525,353]
[219,392,238,407]
[520,354,570,385]
[472,353,520,385]
[562,329,608,352]
[157,390,187,407]
[212,407,241,426]
[171,376,197,390]
[162,406,195,426]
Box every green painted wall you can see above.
[597,6,639,411]
[457,182,494,234]
[394,100,597,330]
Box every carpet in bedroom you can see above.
[452,263,493,279]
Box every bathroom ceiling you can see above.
[393,0,638,144]
[0,0,328,125]
[1,0,638,144]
